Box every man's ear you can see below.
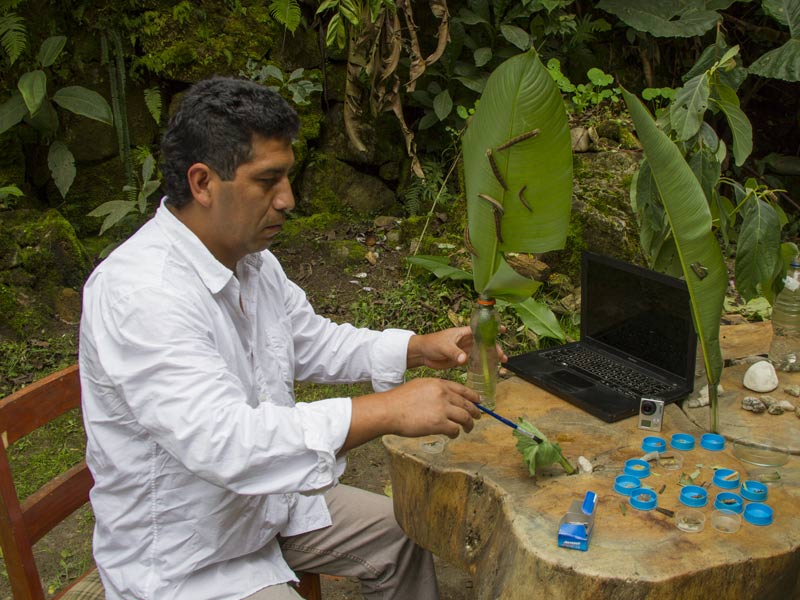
[186,163,215,208]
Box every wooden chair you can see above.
[0,365,321,600]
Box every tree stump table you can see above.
[384,325,799,599]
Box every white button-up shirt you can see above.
[79,202,413,600]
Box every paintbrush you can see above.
[475,403,543,443]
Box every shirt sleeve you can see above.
[86,283,351,496]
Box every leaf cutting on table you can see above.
[514,417,575,476]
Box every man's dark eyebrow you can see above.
[253,166,290,178]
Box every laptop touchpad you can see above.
[549,370,594,389]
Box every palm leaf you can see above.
[462,49,572,301]
[622,89,727,392]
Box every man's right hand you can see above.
[341,378,481,453]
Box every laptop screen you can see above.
[582,252,695,379]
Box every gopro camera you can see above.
[638,398,664,432]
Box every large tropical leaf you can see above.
[748,39,800,82]
[670,73,709,141]
[52,86,113,125]
[734,198,781,301]
[18,69,46,116]
[711,83,753,165]
[749,0,800,79]
[0,91,27,135]
[89,199,136,236]
[462,49,572,301]
[48,141,76,199]
[406,255,474,281]
[505,296,565,342]
[623,88,727,387]
[597,0,732,38]
[763,0,793,28]
[37,35,66,68]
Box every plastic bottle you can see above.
[467,296,501,408]
[769,257,800,372]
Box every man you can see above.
[79,76,491,600]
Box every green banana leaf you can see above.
[622,89,727,393]
[463,49,572,301]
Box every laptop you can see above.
[505,251,697,422]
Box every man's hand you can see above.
[406,326,508,370]
[341,378,482,452]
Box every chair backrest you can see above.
[0,364,93,600]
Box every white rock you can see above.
[743,360,779,393]
[778,399,796,411]
[577,456,593,474]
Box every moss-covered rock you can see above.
[132,3,278,81]
[318,103,406,174]
[0,209,91,341]
[548,150,646,279]
[298,152,398,216]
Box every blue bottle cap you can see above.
[740,480,769,502]
[700,433,725,451]
[614,475,643,496]
[714,492,744,514]
[670,433,695,451]
[679,485,708,507]
[642,436,667,453]
[712,468,741,489]
[630,488,657,511]
[624,458,651,478]
[743,502,773,526]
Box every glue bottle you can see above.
[769,257,800,372]
[467,296,501,409]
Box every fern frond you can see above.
[403,175,423,215]
[0,14,27,65]
[269,0,302,33]
[143,87,162,124]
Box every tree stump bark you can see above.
[385,370,799,599]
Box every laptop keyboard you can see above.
[542,346,677,398]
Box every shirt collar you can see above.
[154,197,263,295]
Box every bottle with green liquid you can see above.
[467,295,501,409]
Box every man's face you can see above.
[207,135,295,267]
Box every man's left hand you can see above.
[406,326,507,370]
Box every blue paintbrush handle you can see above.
[475,403,543,443]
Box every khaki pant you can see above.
[243,484,438,600]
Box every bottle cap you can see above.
[714,492,743,513]
[641,436,666,453]
[712,468,741,489]
[679,485,707,507]
[613,475,642,495]
[670,433,695,450]
[477,297,496,306]
[629,488,657,511]
[740,480,768,502]
[700,433,725,451]
[743,502,773,526]
[624,458,650,478]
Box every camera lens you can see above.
[641,401,656,416]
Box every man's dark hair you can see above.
[160,77,300,208]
